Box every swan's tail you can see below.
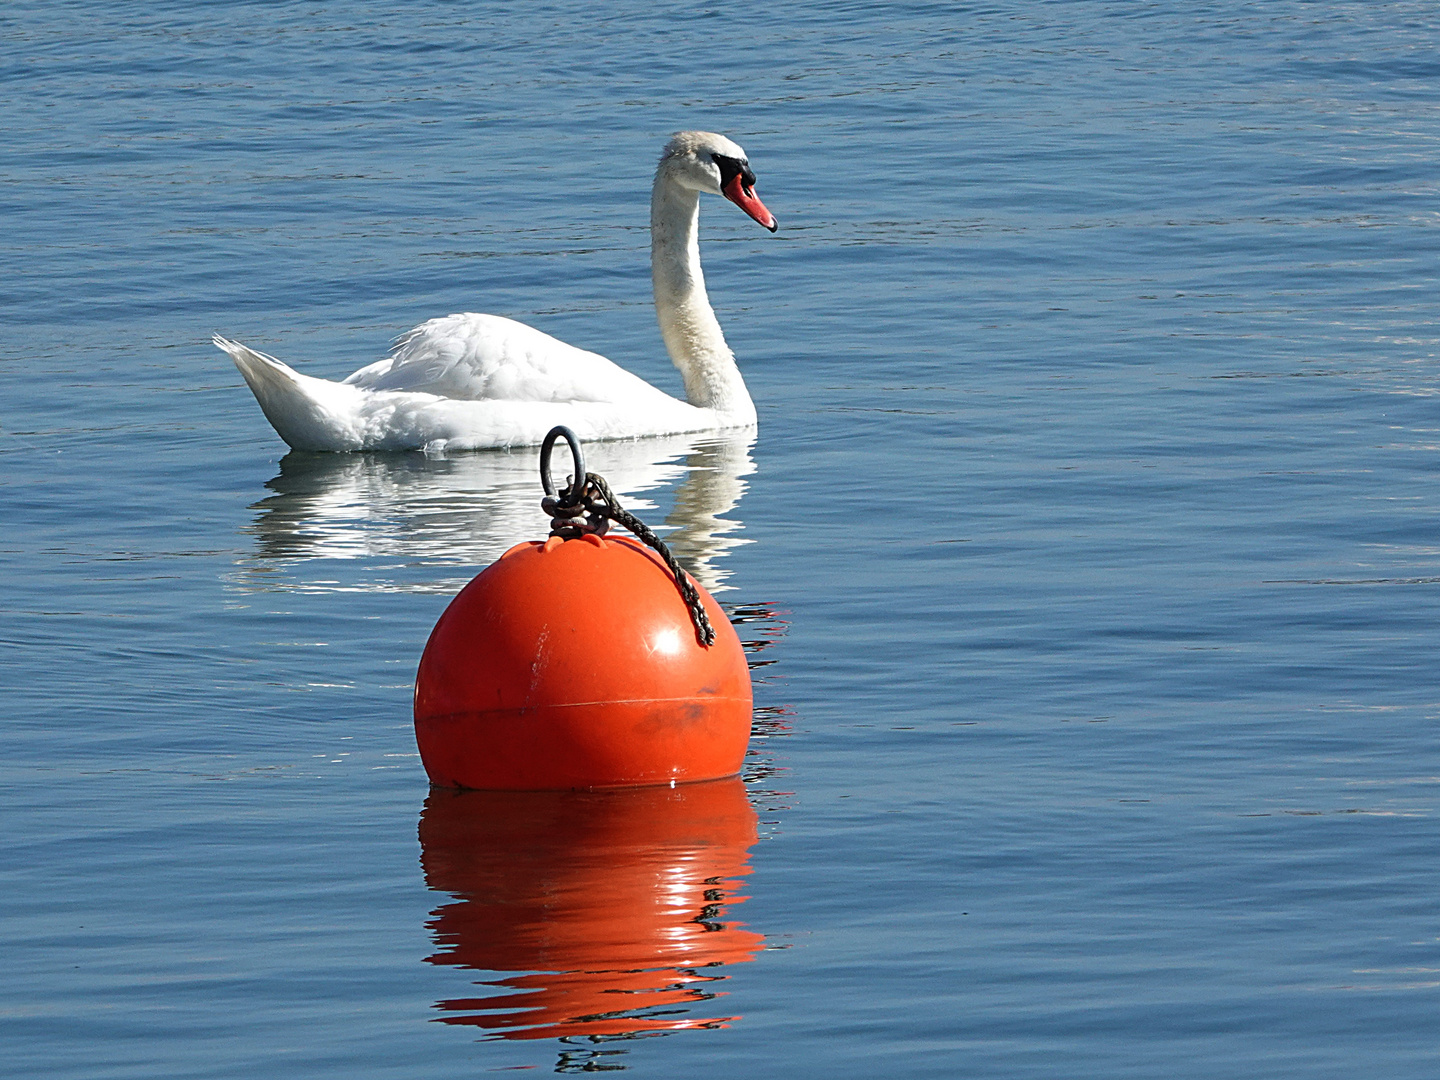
[215,335,364,451]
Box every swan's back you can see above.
[343,313,675,406]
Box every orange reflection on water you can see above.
[419,777,764,1040]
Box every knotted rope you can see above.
[539,426,716,647]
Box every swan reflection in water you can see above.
[237,430,754,594]
[419,777,764,1042]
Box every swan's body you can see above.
[217,132,777,452]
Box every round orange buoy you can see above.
[414,429,752,789]
[415,533,752,789]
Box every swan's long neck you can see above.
[651,175,756,423]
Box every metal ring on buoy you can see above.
[540,426,586,508]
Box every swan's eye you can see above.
[708,153,743,187]
[711,153,754,191]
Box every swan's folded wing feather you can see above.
[342,312,675,406]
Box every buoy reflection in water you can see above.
[419,777,764,1040]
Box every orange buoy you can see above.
[413,428,752,790]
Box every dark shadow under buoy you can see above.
[418,776,764,1041]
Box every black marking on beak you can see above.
[712,153,756,192]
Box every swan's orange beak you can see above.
[723,174,777,232]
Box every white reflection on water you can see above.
[231,431,754,594]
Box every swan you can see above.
[215,131,777,453]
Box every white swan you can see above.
[215,131,777,452]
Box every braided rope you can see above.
[544,472,716,647]
[582,473,715,646]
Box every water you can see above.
[5,1,1440,1075]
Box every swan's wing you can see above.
[342,312,676,405]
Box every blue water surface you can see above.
[5,2,1440,1076]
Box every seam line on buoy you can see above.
[418,698,753,723]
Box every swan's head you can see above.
[658,131,778,232]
